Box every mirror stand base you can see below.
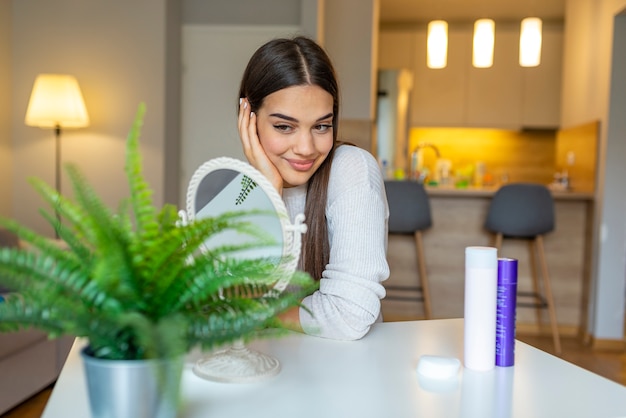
[192,339,281,383]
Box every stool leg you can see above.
[536,235,562,355]
[494,233,503,251]
[415,231,432,320]
[528,240,544,329]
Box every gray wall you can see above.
[9,0,179,236]
[180,24,301,203]
[164,0,182,211]
[561,0,626,341]
[0,1,12,217]
[182,0,300,25]
[594,9,626,340]
[324,0,378,120]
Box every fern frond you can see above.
[0,218,86,266]
[0,295,68,337]
[125,103,159,241]
[183,274,316,350]
[28,177,96,247]
[0,248,124,315]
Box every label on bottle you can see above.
[496,258,518,367]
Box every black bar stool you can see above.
[384,180,433,319]
[485,183,561,355]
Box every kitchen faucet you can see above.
[412,142,441,159]
[410,142,441,182]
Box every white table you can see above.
[42,319,626,418]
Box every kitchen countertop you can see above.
[424,185,595,201]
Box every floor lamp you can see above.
[25,74,89,237]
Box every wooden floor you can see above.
[2,385,52,418]
[517,334,626,386]
[3,333,625,418]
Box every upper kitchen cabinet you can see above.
[379,22,563,129]
[520,22,563,127]
[409,26,469,127]
[466,23,524,127]
[378,28,417,71]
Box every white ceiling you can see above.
[379,0,566,23]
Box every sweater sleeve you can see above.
[299,146,389,340]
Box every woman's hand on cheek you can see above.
[238,98,284,194]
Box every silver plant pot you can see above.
[81,347,184,418]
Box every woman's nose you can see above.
[293,130,316,155]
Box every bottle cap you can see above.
[498,258,518,285]
[465,246,497,269]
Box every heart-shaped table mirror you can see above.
[178,157,306,383]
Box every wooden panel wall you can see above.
[555,121,599,193]
[407,127,557,185]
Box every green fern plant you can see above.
[0,103,317,361]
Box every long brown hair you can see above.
[238,36,340,280]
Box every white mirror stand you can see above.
[178,157,306,383]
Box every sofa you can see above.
[0,228,74,414]
[0,330,73,414]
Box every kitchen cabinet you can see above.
[466,26,522,126]
[377,28,417,72]
[378,22,563,128]
[521,24,563,127]
[410,26,470,127]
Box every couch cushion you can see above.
[0,228,18,248]
[0,330,48,360]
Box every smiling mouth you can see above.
[287,159,315,171]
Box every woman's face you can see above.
[255,85,334,188]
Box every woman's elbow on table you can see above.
[299,295,381,341]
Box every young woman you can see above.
[237,36,389,340]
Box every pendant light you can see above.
[473,18,495,68]
[427,20,448,69]
[519,17,542,67]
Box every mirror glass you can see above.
[192,168,283,262]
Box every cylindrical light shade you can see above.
[519,17,542,67]
[473,19,495,68]
[25,74,89,128]
[427,20,448,69]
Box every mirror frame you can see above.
[182,157,306,292]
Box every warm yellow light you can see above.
[427,20,448,69]
[473,19,495,68]
[520,17,542,67]
[25,74,89,128]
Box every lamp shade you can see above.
[427,20,448,69]
[473,19,495,68]
[25,74,89,128]
[519,17,542,67]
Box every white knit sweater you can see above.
[281,145,389,340]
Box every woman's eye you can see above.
[274,124,293,133]
[315,124,333,133]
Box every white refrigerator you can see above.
[375,69,413,179]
